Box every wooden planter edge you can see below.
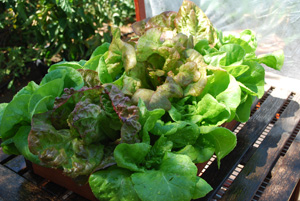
[29,120,239,201]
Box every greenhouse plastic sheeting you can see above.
[144,0,300,79]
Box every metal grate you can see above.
[251,93,299,201]
[252,175,272,201]
[212,164,245,200]
[210,87,296,200]
[280,120,300,156]
[253,92,294,148]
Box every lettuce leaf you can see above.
[89,166,140,201]
[138,99,165,144]
[105,27,136,79]
[48,66,84,90]
[131,152,208,201]
[151,120,200,148]
[174,0,218,44]
[114,143,151,172]
[28,84,142,181]
[28,110,104,180]
[177,127,236,167]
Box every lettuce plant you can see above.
[0,1,283,200]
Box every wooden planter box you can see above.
[31,160,211,201]
[29,120,239,201]
[31,163,98,201]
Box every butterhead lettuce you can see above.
[0,1,284,201]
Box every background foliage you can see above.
[0,0,136,88]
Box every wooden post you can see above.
[134,0,146,21]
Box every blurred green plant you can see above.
[0,0,135,88]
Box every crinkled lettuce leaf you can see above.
[170,73,238,128]
[28,84,142,181]
[175,0,218,44]
[104,84,141,144]
[132,11,177,36]
[131,152,210,201]
[89,166,140,201]
[220,29,257,55]
[28,110,104,181]
[132,76,183,111]
[132,0,218,45]
[0,76,65,155]
[177,126,236,167]
[151,120,200,148]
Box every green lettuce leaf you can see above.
[199,69,241,122]
[48,65,84,90]
[237,60,265,98]
[144,135,173,169]
[28,78,64,118]
[90,42,110,59]
[50,61,83,69]
[83,55,102,71]
[151,120,200,148]
[181,94,230,127]
[177,126,236,166]
[199,127,237,168]
[105,27,136,79]
[131,152,205,201]
[13,81,40,99]
[192,177,213,199]
[89,166,140,201]
[218,44,246,66]
[256,50,284,70]
[114,143,151,172]
[0,103,8,130]
[221,29,257,55]
[97,55,114,84]
[0,94,31,139]
[235,93,255,122]
[13,126,40,164]
[138,99,165,144]
[1,138,20,155]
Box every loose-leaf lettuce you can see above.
[28,84,142,181]
[89,166,140,201]
[131,152,209,201]
[0,1,285,201]
[114,143,151,172]
[174,0,218,44]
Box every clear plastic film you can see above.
[144,0,300,79]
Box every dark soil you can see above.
[0,60,48,103]
[0,25,135,104]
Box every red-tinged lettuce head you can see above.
[132,0,218,45]
[28,84,141,183]
[100,0,219,111]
